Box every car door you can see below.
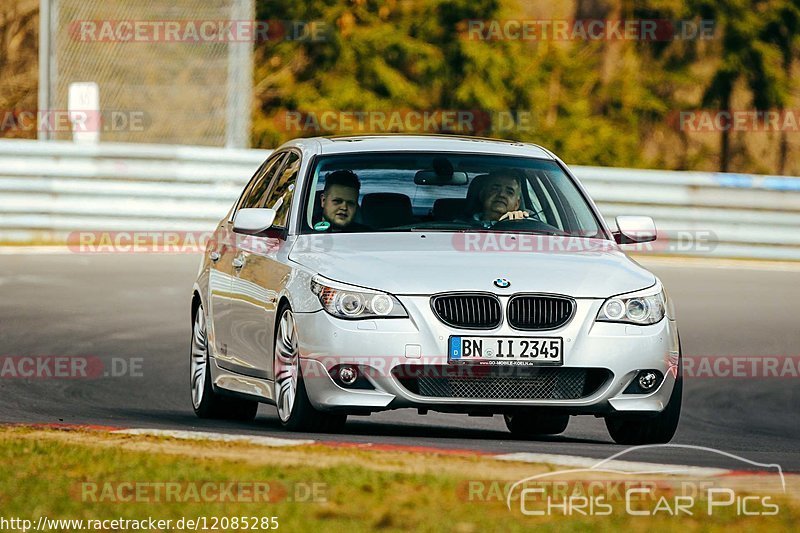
[227,150,301,379]
[209,152,287,371]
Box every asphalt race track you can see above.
[1,252,798,472]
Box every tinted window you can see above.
[239,153,287,210]
[262,151,300,228]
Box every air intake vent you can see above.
[392,365,611,400]
[507,295,575,330]
[431,293,501,329]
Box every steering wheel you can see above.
[489,217,566,234]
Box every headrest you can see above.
[360,192,414,229]
[432,198,468,220]
[465,173,491,214]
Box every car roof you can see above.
[279,134,555,159]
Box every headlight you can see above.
[310,276,408,319]
[596,285,666,325]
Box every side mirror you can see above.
[233,208,277,235]
[614,215,657,244]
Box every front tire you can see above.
[274,306,346,432]
[605,371,682,445]
[191,303,258,421]
[504,410,570,438]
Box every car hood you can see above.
[289,232,655,298]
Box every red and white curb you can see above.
[114,428,314,447]
[11,423,788,480]
[51,424,731,477]
[493,452,729,476]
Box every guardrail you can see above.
[1,138,799,260]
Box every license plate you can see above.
[448,336,563,366]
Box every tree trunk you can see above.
[720,129,730,173]
[719,92,731,172]
[777,57,792,175]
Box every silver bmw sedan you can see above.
[190,135,682,444]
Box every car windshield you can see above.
[302,152,603,237]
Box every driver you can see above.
[314,170,370,232]
[472,170,532,226]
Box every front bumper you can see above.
[293,295,680,415]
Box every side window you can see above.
[541,170,596,236]
[531,174,564,229]
[238,153,287,212]
[261,151,301,228]
[525,180,547,223]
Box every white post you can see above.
[225,0,254,148]
[37,0,52,140]
[68,82,100,143]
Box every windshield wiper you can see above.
[449,227,564,236]
[394,223,473,231]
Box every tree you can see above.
[759,0,800,173]
[695,0,785,171]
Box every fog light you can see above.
[338,366,358,386]
[638,371,658,391]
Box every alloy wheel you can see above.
[275,309,300,422]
